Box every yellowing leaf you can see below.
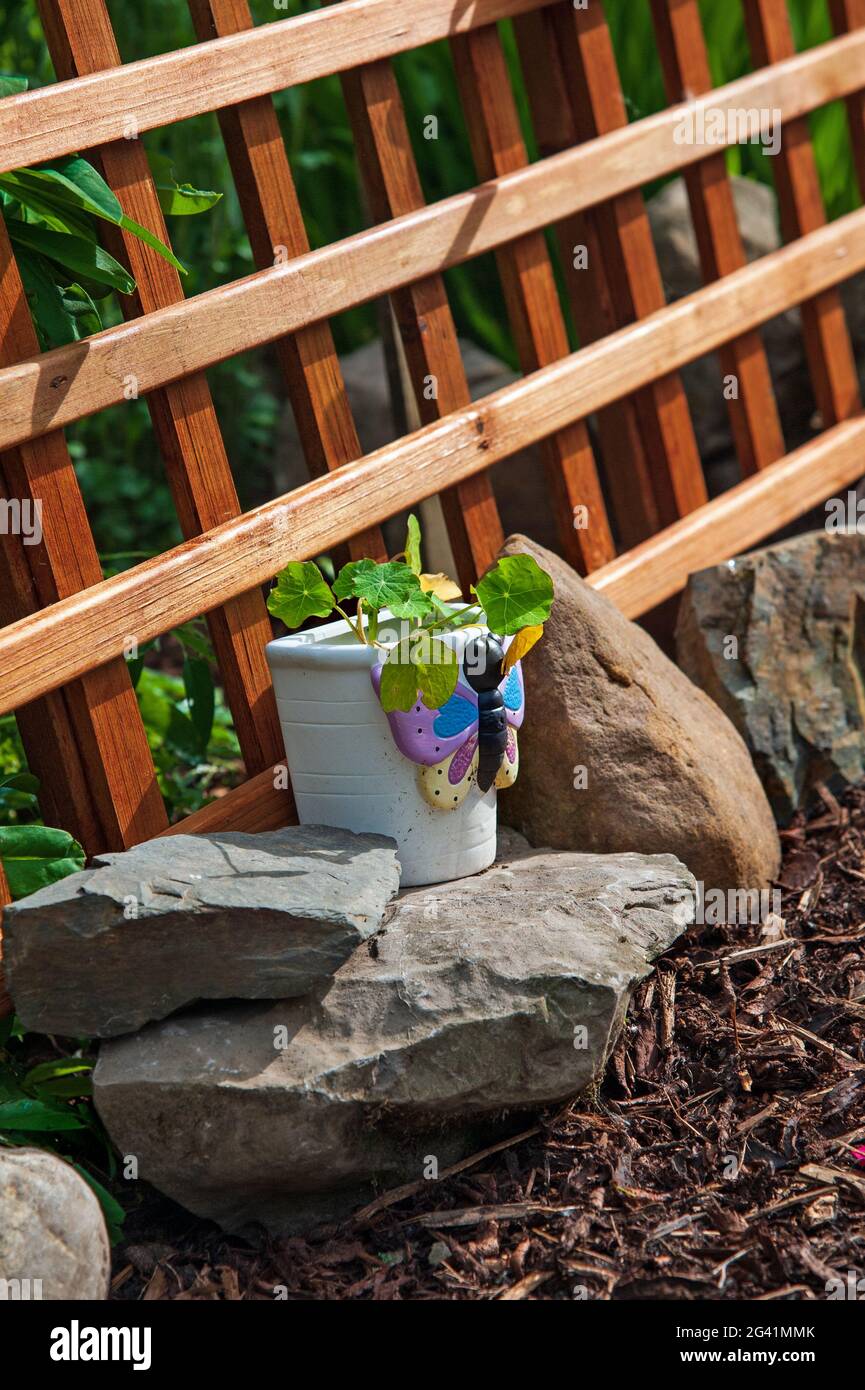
[502,624,544,674]
[419,572,462,601]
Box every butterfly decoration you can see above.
[370,640,525,811]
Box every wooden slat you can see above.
[0,0,556,174]
[592,413,865,618]
[339,52,503,588]
[0,488,102,849]
[187,0,385,564]
[4,29,865,453]
[0,220,166,850]
[649,0,785,475]
[158,763,292,838]
[39,0,284,779]
[744,0,861,426]
[513,7,662,547]
[2,200,865,717]
[552,0,707,526]
[828,0,865,195]
[156,409,865,838]
[449,22,614,573]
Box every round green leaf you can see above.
[267,561,335,629]
[334,559,433,619]
[473,554,554,635]
[379,633,458,712]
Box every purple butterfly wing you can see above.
[370,665,478,767]
[499,654,525,730]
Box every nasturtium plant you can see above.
[268,559,335,629]
[0,82,222,348]
[379,633,458,712]
[472,554,555,635]
[268,515,554,714]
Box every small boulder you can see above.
[498,536,780,895]
[677,529,865,822]
[4,826,400,1038]
[94,845,694,1236]
[0,1148,109,1300]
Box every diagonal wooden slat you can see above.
[547,0,708,526]
[448,22,615,573]
[512,6,662,548]
[187,0,386,564]
[38,0,284,779]
[743,0,861,427]
[4,29,865,457]
[649,0,785,476]
[0,221,166,852]
[3,199,865,717]
[0,0,560,175]
[338,52,504,589]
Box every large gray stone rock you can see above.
[498,536,781,895]
[0,1148,109,1300]
[677,529,865,823]
[94,844,695,1236]
[4,826,400,1039]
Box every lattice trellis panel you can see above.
[2,0,865,1014]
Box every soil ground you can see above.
[111,782,865,1301]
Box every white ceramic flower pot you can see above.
[265,614,497,887]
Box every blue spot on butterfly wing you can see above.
[433,694,477,738]
[501,665,523,712]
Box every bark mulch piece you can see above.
[111,782,865,1300]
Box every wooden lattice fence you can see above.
[2,0,865,1015]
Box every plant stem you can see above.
[333,604,364,643]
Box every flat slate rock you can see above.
[94,845,695,1236]
[677,529,865,822]
[4,826,400,1038]
[0,1148,110,1301]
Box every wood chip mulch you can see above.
[112,781,865,1301]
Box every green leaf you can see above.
[2,158,187,274]
[8,220,135,296]
[69,1162,126,1244]
[0,175,97,239]
[35,1075,94,1100]
[58,282,102,339]
[379,633,458,712]
[118,212,186,274]
[148,151,222,216]
[24,1059,92,1087]
[267,561,335,629]
[14,157,124,221]
[0,1099,87,1132]
[404,513,422,575]
[183,656,215,756]
[473,554,554,635]
[0,74,28,98]
[0,825,86,901]
[16,246,78,345]
[0,771,39,797]
[334,559,433,620]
